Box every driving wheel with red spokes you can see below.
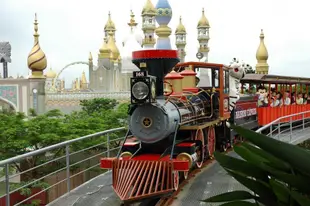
[194,129,205,168]
[173,171,179,190]
[207,126,216,158]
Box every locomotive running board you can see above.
[101,158,188,202]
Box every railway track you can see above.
[150,146,235,206]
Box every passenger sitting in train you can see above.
[307,93,310,104]
[277,92,283,106]
[296,93,304,105]
[303,93,308,104]
[291,92,296,105]
[256,85,268,107]
[270,92,283,107]
[283,91,291,105]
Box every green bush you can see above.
[202,124,310,206]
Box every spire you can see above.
[142,0,157,15]
[88,52,93,61]
[107,31,120,61]
[104,11,116,32]
[197,8,210,28]
[81,71,87,84]
[175,16,186,34]
[175,16,187,63]
[256,29,269,62]
[27,13,47,78]
[255,29,269,74]
[128,10,138,30]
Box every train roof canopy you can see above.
[175,62,229,68]
[241,74,310,84]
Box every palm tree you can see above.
[202,124,310,206]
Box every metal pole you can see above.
[5,164,10,206]
[278,121,280,140]
[107,134,110,158]
[65,145,70,192]
[269,124,272,136]
[290,116,293,142]
[302,113,305,130]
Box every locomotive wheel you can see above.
[120,151,133,159]
[176,153,191,180]
[207,127,216,158]
[195,129,205,168]
[173,171,179,190]
[222,143,227,152]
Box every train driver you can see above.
[256,85,268,107]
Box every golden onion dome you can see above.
[142,0,156,15]
[27,13,47,77]
[99,39,110,54]
[175,16,186,34]
[104,12,116,31]
[107,31,120,60]
[45,68,57,78]
[197,8,210,28]
[256,29,269,62]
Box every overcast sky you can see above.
[1,0,309,85]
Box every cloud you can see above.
[1,0,309,86]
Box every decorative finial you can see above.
[128,10,138,29]
[260,29,264,38]
[89,52,93,61]
[104,11,116,32]
[27,13,47,78]
[34,13,39,37]
[256,29,269,74]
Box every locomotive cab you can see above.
[175,62,231,121]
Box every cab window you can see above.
[213,69,219,87]
[224,70,229,93]
[196,67,220,88]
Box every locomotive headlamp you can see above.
[130,71,157,104]
[132,82,149,100]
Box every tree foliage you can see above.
[0,98,129,179]
[202,125,310,206]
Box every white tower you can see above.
[141,0,157,48]
[175,16,187,63]
[197,8,210,62]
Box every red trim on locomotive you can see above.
[124,142,139,146]
[132,50,178,59]
[100,155,190,171]
[177,142,195,147]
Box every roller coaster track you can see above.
[53,61,98,85]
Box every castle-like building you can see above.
[0,0,271,115]
[87,0,211,92]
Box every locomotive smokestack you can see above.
[132,50,179,97]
